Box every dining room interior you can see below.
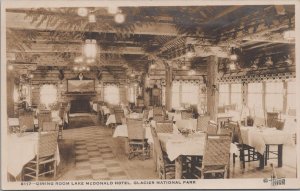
[4,4,297,181]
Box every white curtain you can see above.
[248,83,263,117]
[104,85,120,105]
[219,84,229,106]
[287,81,296,110]
[40,84,57,107]
[231,83,242,110]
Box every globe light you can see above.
[114,13,125,24]
[84,39,97,59]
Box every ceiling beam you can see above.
[6,12,179,36]
[7,43,146,55]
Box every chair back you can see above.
[153,107,163,116]
[231,122,243,144]
[267,112,279,127]
[202,134,231,167]
[155,121,173,133]
[114,109,125,124]
[197,115,210,131]
[38,110,51,129]
[38,131,58,158]
[143,109,149,120]
[42,122,58,132]
[153,115,165,122]
[207,120,218,135]
[274,119,285,130]
[218,106,226,113]
[181,111,193,119]
[127,118,145,140]
[150,126,165,169]
[58,107,65,119]
[19,112,35,132]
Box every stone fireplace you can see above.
[70,99,90,113]
[65,94,96,114]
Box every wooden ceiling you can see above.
[6,5,295,75]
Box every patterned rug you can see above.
[68,114,97,129]
[62,126,128,180]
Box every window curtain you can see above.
[247,83,264,117]
[104,84,120,105]
[231,83,242,110]
[171,81,199,108]
[219,84,229,106]
[40,84,57,107]
[287,81,296,110]
[265,82,284,112]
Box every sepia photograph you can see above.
[1,0,299,190]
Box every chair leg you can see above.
[54,160,57,179]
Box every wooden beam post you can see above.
[164,61,173,111]
[206,56,219,121]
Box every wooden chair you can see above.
[114,109,125,125]
[150,125,175,179]
[232,122,260,169]
[19,112,35,132]
[153,107,162,115]
[218,106,226,113]
[155,121,173,133]
[207,121,218,135]
[192,134,231,179]
[127,118,150,160]
[23,131,58,181]
[38,110,51,130]
[266,112,279,128]
[42,122,58,132]
[153,115,165,122]
[181,111,193,119]
[197,115,210,131]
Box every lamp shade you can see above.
[83,39,97,59]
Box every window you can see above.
[171,81,199,108]
[219,84,229,106]
[40,84,57,107]
[287,81,296,110]
[248,83,263,117]
[171,82,180,108]
[265,82,283,112]
[104,85,120,105]
[128,86,136,103]
[231,83,242,109]
[162,86,166,106]
[182,82,199,105]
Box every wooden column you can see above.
[7,70,15,117]
[165,62,173,111]
[282,80,288,114]
[206,56,219,121]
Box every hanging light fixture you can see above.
[188,69,196,76]
[229,62,237,71]
[83,39,97,59]
[186,44,195,58]
[115,12,125,24]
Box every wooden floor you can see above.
[53,114,296,180]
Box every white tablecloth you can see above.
[148,109,153,119]
[159,132,238,161]
[8,118,38,126]
[175,119,197,131]
[7,132,60,177]
[240,126,295,154]
[106,114,116,126]
[92,103,97,112]
[167,112,182,121]
[101,106,110,115]
[113,124,153,143]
